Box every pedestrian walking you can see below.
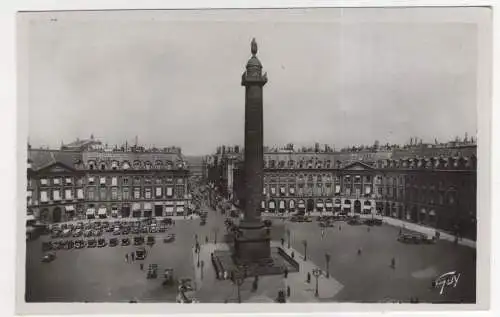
[281,238,285,247]
[131,252,135,261]
[291,251,295,259]
[367,227,370,232]
[390,257,396,269]
[125,253,129,262]
[339,225,341,231]
[321,229,325,239]
[357,248,362,256]
[205,236,209,243]
[286,285,291,297]
[140,263,144,271]
[284,267,288,278]
[307,272,311,283]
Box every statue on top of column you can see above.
[251,38,258,56]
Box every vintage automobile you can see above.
[94,229,103,237]
[51,230,61,239]
[134,236,144,246]
[113,227,121,236]
[97,238,107,248]
[75,239,86,249]
[200,219,206,226]
[263,219,272,227]
[109,238,118,247]
[163,234,176,243]
[84,230,93,237]
[87,239,97,248]
[135,247,147,260]
[364,218,383,226]
[398,232,436,244]
[146,236,155,246]
[130,227,140,234]
[67,240,74,249]
[41,252,56,263]
[141,227,149,234]
[72,229,82,237]
[121,237,131,246]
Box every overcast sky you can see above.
[21,8,486,156]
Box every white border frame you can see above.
[0,1,496,317]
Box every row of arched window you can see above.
[377,156,476,170]
[262,155,477,170]
[76,160,187,171]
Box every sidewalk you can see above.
[270,241,344,302]
[382,217,476,249]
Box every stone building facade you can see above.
[208,145,477,240]
[27,147,190,223]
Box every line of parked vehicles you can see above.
[49,218,173,240]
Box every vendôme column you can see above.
[234,38,271,262]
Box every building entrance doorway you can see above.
[154,205,163,217]
[52,207,62,223]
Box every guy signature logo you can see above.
[435,271,461,295]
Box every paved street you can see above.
[25,201,475,303]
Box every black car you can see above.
[141,227,148,234]
[146,236,155,245]
[134,236,144,246]
[135,247,147,260]
[67,240,74,249]
[97,238,107,247]
[121,237,130,246]
[109,238,118,247]
[42,242,53,252]
[87,239,97,248]
[75,239,86,249]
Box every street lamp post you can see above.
[233,269,245,303]
[325,253,331,278]
[197,248,200,267]
[302,240,308,261]
[213,227,219,244]
[312,268,321,297]
[201,260,205,280]
[287,228,291,249]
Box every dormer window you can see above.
[122,161,130,170]
[100,163,106,170]
[111,161,118,170]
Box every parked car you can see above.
[73,229,83,237]
[109,238,118,247]
[87,239,97,248]
[97,238,107,247]
[67,240,74,249]
[75,239,86,249]
[84,230,93,237]
[146,236,155,245]
[365,218,383,226]
[42,242,52,252]
[398,232,436,244]
[121,237,130,246]
[134,236,145,246]
[113,227,121,235]
[41,252,56,263]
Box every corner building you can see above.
[27,147,190,223]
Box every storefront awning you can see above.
[420,209,426,214]
[65,205,75,211]
[132,203,141,211]
[363,206,371,210]
[86,208,95,215]
[144,203,152,210]
[269,202,276,209]
[298,204,305,209]
[98,208,107,215]
[326,202,333,208]
[176,201,185,206]
[316,203,324,208]
[429,210,436,216]
[166,206,174,212]
[279,201,285,209]
[26,214,36,221]
[176,207,185,212]
[166,201,175,206]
